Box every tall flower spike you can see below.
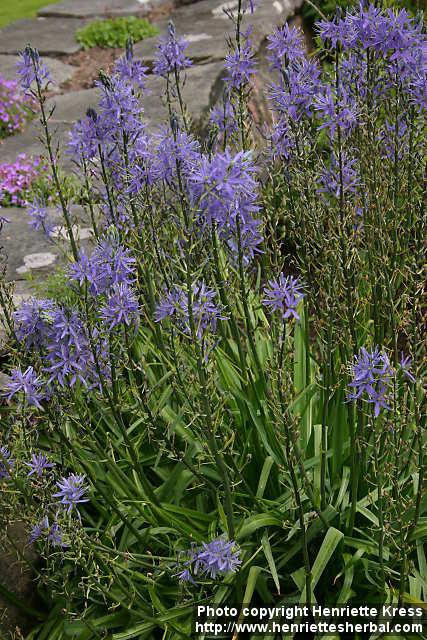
[16,45,50,90]
[224,28,256,91]
[114,37,148,90]
[153,21,192,77]
[267,23,306,69]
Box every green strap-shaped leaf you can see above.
[301,526,344,601]
[256,456,274,498]
[262,531,281,594]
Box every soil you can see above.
[58,3,174,92]
[61,47,123,90]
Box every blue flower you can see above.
[174,567,196,585]
[13,298,55,349]
[347,347,394,417]
[29,516,67,547]
[263,275,305,321]
[25,453,55,477]
[27,197,53,234]
[174,536,241,584]
[100,283,140,331]
[4,366,45,409]
[16,45,50,90]
[29,516,49,543]
[317,152,359,199]
[399,353,416,383]
[193,536,241,579]
[69,241,136,296]
[53,474,89,514]
[47,522,68,547]
[224,28,256,91]
[155,281,226,339]
[267,23,306,69]
[114,39,148,90]
[153,22,192,77]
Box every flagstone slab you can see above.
[0,55,75,88]
[119,60,225,128]
[0,523,39,639]
[38,0,168,18]
[46,88,100,123]
[0,121,74,171]
[3,57,223,138]
[0,18,86,56]
[174,0,303,25]
[2,206,91,281]
[134,0,304,64]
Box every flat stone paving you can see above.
[46,88,100,123]
[0,55,75,88]
[134,0,303,64]
[38,0,168,18]
[2,205,91,281]
[0,17,87,55]
[0,121,74,172]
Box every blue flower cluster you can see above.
[175,536,242,584]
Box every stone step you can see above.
[0,17,87,56]
[134,0,303,65]
[38,0,171,19]
[0,55,75,89]
[1,205,92,282]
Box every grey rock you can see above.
[11,280,34,306]
[0,523,39,639]
[0,90,98,173]
[0,17,86,55]
[171,60,226,130]
[43,60,223,129]
[38,0,168,18]
[2,206,91,281]
[176,0,303,22]
[133,18,229,65]
[134,60,225,129]
[46,88,100,124]
[134,0,303,64]
[0,121,74,173]
[0,371,11,390]
[0,55,75,88]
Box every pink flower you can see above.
[0,74,35,140]
[0,154,48,207]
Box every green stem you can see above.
[278,320,312,605]
[33,64,78,262]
